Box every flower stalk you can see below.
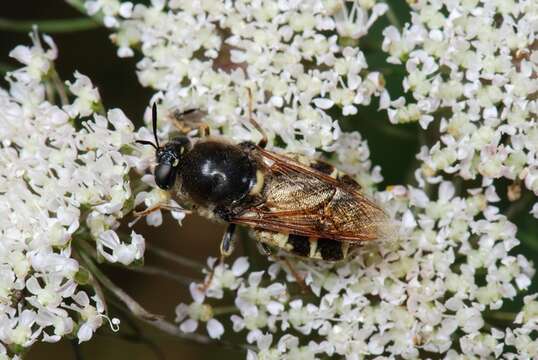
[0,17,100,33]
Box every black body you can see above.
[154,137,191,190]
[179,141,257,207]
[137,103,259,219]
[287,235,344,261]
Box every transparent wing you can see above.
[230,147,386,242]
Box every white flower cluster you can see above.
[507,294,538,358]
[0,33,146,355]
[381,0,538,209]
[175,166,536,358]
[85,0,538,358]
[88,0,388,156]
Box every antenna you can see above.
[152,103,160,149]
[135,103,160,150]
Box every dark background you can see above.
[3,1,535,359]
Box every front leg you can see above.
[220,223,237,256]
[170,108,209,137]
[131,203,191,227]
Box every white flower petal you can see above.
[180,319,198,333]
[313,98,334,110]
[206,319,224,339]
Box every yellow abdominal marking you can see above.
[309,238,318,258]
[258,231,290,250]
[249,170,265,195]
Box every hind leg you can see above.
[199,224,237,292]
[256,240,309,294]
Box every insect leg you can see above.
[256,239,310,294]
[170,108,209,137]
[200,224,237,292]
[133,203,189,217]
[220,223,237,256]
[130,203,190,227]
[280,256,310,294]
[175,109,197,118]
[246,88,268,148]
[256,242,273,257]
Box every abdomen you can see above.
[253,230,353,261]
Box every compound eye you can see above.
[155,163,177,190]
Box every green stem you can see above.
[30,28,69,106]
[212,306,239,316]
[520,230,538,253]
[75,237,98,259]
[403,127,422,186]
[506,191,534,220]
[65,0,90,15]
[79,251,246,351]
[102,299,165,360]
[45,82,55,104]
[92,101,106,116]
[48,67,69,106]
[485,310,517,324]
[70,340,84,360]
[146,244,205,271]
[383,2,402,29]
[74,232,199,285]
[72,239,109,312]
[66,0,104,23]
[0,17,100,33]
[118,264,199,286]
[376,122,417,141]
[80,250,171,322]
[418,130,434,197]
